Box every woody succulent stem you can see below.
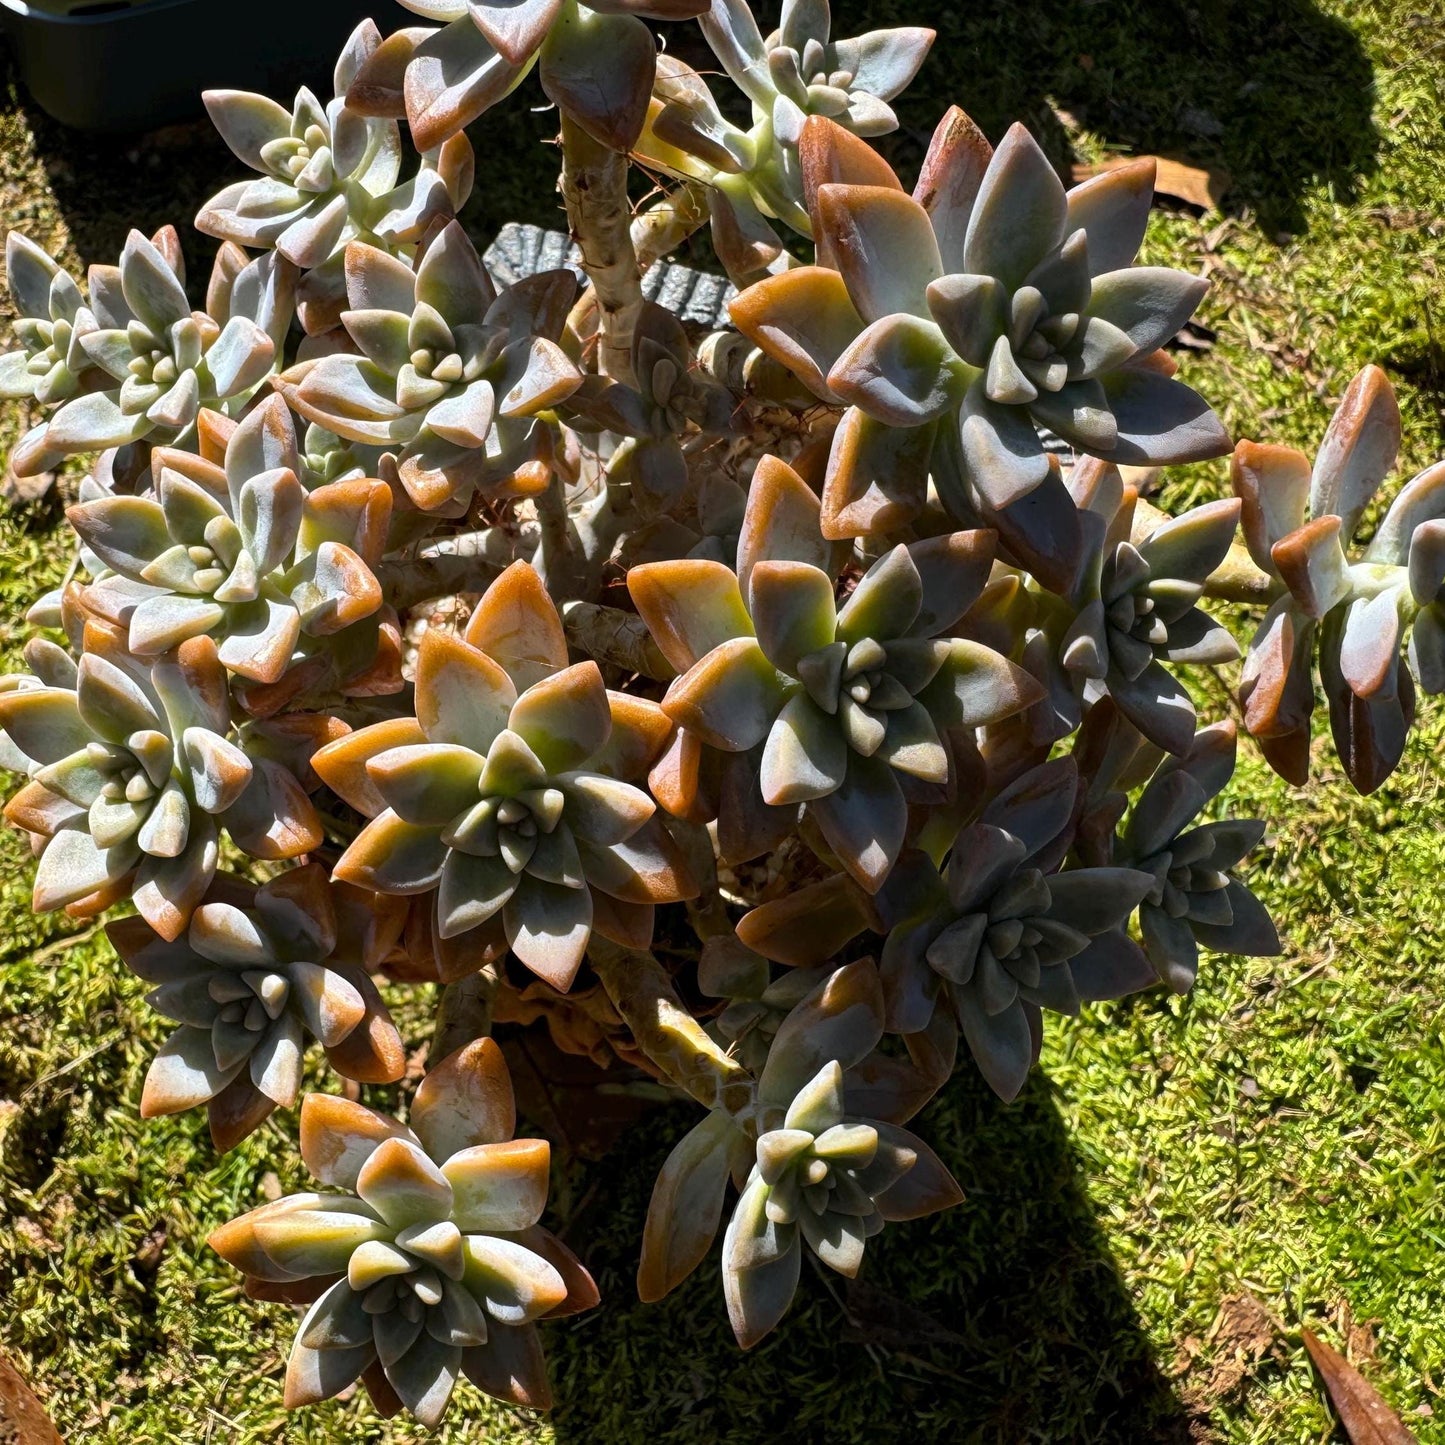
[568,181,713,343]
[559,114,645,386]
[432,963,503,1062]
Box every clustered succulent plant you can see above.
[1,0,1436,1427]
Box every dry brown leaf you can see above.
[1071,155,1230,211]
[0,1352,63,1444]
[1302,1328,1419,1444]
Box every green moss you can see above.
[2,0,1445,1439]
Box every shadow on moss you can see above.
[540,1060,1204,1445]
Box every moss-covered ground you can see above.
[2,0,1444,1439]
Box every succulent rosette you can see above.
[276,221,581,512]
[209,1040,598,1424]
[1114,722,1280,993]
[199,23,433,268]
[630,454,1041,891]
[872,757,1155,1100]
[0,627,321,939]
[637,958,959,1345]
[107,863,405,1148]
[313,560,693,988]
[730,113,1229,547]
[566,300,734,515]
[720,961,960,1347]
[0,233,103,408]
[67,396,390,689]
[345,0,708,158]
[635,3,931,281]
[702,0,934,148]
[1234,363,1445,792]
[11,228,282,478]
[1056,457,1242,754]
[197,22,475,337]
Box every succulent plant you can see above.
[313,561,692,987]
[638,957,959,1343]
[197,22,475,337]
[630,453,1040,890]
[209,1039,597,1424]
[635,4,932,282]
[724,1061,915,1343]
[276,222,581,511]
[1056,457,1243,754]
[0,233,102,408]
[346,0,709,158]
[566,301,734,515]
[1116,723,1279,993]
[0,627,320,939]
[702,0,934,150]
[200,24,441,269]
[107,863,405,1148]
[720,960,960,1346]
[730,114,1229,542]
[873,758,1153,1100]
[1234,364,1445,792]
[0,1,1430,1422]
[67,396,389,688]
[11,228,286,479]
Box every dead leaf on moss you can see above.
[1071,156,1230,211]
[1202,1292,1285,1400]
[1302,1328,1418,1445]
[0,1352,63,1444]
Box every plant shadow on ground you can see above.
[6,0,1377,275]
[669,0,1380,239]
[539,1053,1204,1445]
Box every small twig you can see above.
[21,1027,125,1101]
[24,921,103,967]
